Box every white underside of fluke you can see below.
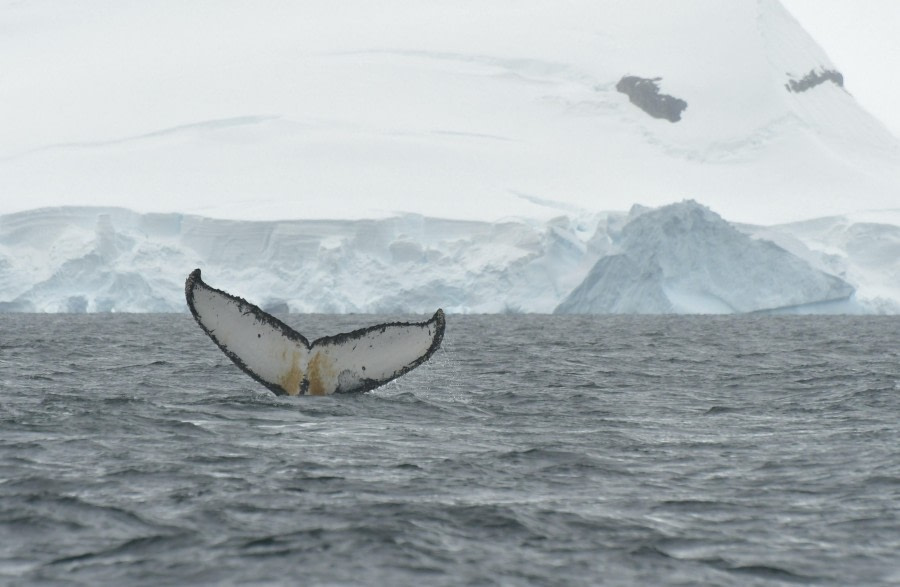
[185,269,445,395]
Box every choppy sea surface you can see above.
[1,313,898,586]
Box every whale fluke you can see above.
[185,269,445,396]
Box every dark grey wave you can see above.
[1,313,898,586]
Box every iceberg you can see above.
[747,212,900,314]
[554,201,856,314]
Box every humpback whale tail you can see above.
[185,269,445,396]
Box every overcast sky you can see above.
[782,0,900,137]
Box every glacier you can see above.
[1,203,896,315]
[0,206,603,314]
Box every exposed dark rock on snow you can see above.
[785,68,844,93]
[616,76,688,122]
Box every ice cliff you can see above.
[0,207,598,314]
[2,203,893,315]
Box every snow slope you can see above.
[2,0,899,224]
[2,203,894,314]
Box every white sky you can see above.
[782,0,900,137]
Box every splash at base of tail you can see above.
[185,269,444,396]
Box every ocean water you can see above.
[0,313,898,586]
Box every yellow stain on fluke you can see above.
[307,351,338,396]
[278,349,305,396]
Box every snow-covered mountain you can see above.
[1,203,896,314]
[1,0,899,225]
[2,1,898,314]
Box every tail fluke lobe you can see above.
[307,309,445,394]
[185,269,310,395]
[185,269,445,396]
